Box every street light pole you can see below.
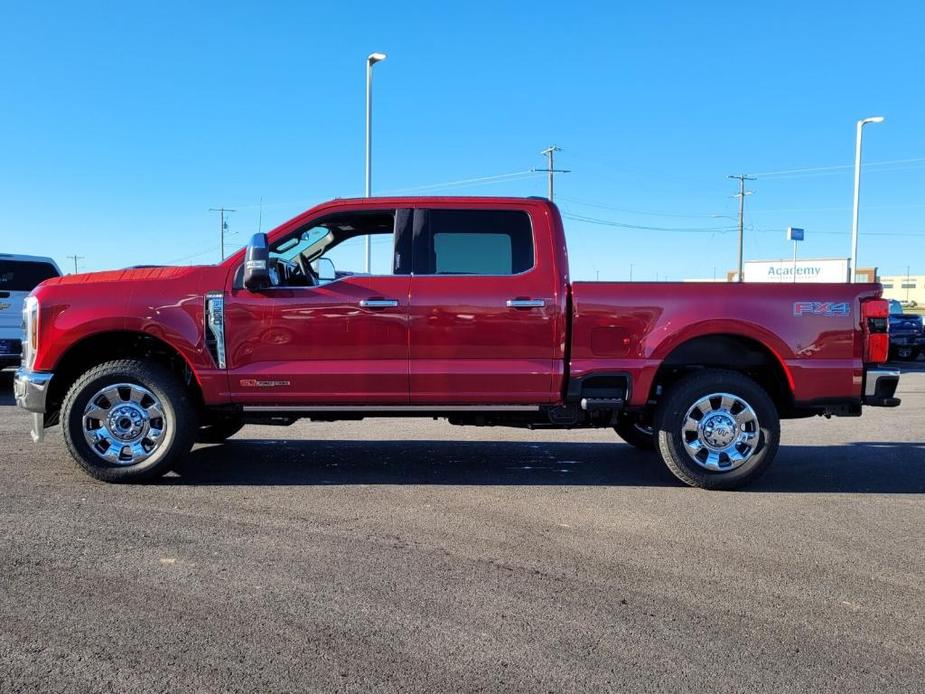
[850,116,885,282]
[365,51,387,273]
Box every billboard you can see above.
[743,258,849,283]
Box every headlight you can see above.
[22,296,39,369]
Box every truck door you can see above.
[224,207,412,406]
[408,206,562,404]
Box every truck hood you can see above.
[39,266,207,288]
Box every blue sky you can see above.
[1,1,923,280]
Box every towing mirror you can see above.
[243,233,270,290]
[316,257,336,283]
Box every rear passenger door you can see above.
[408,207,561,404]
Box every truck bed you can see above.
[569,281,883,407]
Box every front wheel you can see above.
[61,359,198,483]
[654,370,780,490]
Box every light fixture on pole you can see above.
[849,116,884,283]
[365,51,387,273]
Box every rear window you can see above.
[427,209,534,275]
[0,261,59,291]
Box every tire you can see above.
[614,413,655,450]
[196,416,245,443]
[891,346,919,362]
[654,369,780,490]
[61,359,198,483]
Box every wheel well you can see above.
[651,334,793,414]
[44,331,203,425]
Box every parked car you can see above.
[14,197,900,489]
[0,254,61,368]
[887,299,925,361]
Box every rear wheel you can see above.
[654,369,779,490]
[61,359,197,483]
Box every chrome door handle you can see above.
[506,298,546,309]
[359,298,400,308]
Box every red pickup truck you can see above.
[14,197,900,489]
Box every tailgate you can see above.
[0,290,26,334]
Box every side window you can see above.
[324,229,396,276]
[423,209,534,276]
[267,209,410,286]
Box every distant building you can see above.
[712,258,877,283]
[879,274,925,306]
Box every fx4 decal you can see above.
[793,301,850,317]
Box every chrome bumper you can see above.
[863,368,901,407]
[13,368,53,442]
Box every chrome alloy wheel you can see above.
[680,392,759,471]
[82,383,167,465]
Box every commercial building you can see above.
[717,258,878,283]
[879,274,925,306]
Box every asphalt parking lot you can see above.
[1,366,923,693]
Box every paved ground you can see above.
[1,365,923,693]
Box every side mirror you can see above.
[243,233,270,290]
[315,257,336,283]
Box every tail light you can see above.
[861,298,889,364]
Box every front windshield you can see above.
[889,300,903,315]
[273,227,332,261]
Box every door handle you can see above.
[359,298,400,308]
[506,298,546,309]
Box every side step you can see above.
[580,397,624,411]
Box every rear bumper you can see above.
[863,368,901,407]
[13,368,53,442]
[890,334,925,348]
[0,338,21,366]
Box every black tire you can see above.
[61,359,198,483]
[196,416,245,443]
[614,413,655,450]
[654,369,780,490]
[891,346,919,362]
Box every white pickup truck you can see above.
[0,254,61,368]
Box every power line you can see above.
[751,157,925,178]
[562,212,737,233]
[557,195,722,219]
[381,170,541,195]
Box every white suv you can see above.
[0,254,61,368]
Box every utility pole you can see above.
[209,207,237,261]
[728,174,755,282]
[534,145,570,201]
[66,255,84,274]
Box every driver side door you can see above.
[224,207,412,406]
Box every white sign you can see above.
[744,258,849,283]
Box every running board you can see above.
[242,404,541,413]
